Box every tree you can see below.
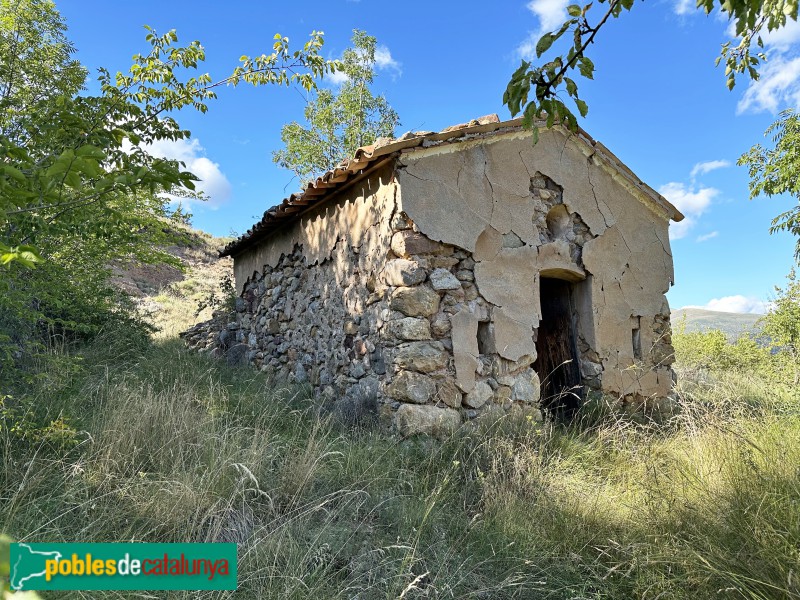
[273,29,399,184]
[1,1,335,265]
[738,109,800,258]
[0,0,86,142]
[503,0,800,252]
[761,265,800,383]
[0,0,337,362]
[503,0,796,138]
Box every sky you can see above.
[57,0,800,313]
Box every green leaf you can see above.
[578,56,595,79]
[76,145,106,160]
[536,33,555,58]
[565,77,578,97]
[575,98,589,117]
[1,165,26,183]
[567,4,582,16]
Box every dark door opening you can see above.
[535,278,584,419]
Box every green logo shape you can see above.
[10,543,237,591]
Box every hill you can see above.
[110,227,234,337]
[671,307,763,340]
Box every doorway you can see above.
[535,278,583,419]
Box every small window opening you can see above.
[632,316,642,361]
[477,321,494,355]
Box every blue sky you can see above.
[58,0,799,312]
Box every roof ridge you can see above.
[220,115,682,257]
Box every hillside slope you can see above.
[671,307,763,340]
[111,228,234,337]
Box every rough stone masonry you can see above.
[182,116,684,437]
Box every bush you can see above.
[673,328,771,372]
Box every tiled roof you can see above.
[220,114,683,257]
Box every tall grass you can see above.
[2,330,799,598]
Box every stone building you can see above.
[182,115,684,436]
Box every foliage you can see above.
[195,272,236,317]
[0,0,86,142]
[0,0,337,365]
[672,265,800,386]
[672,326,771,372]
[273,29,399,183]
[503,0,794,139]
[739,109,800,257]
[1,1,335,264]
[761,264,800,382]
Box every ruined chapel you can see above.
[182,114,684,436]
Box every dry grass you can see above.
[3,332,799,598]
[3,242,799,598]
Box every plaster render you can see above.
[396,126,676,403]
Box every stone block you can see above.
[385,317,432,341]
[435,377,462,408]
[430,268,461,290]
[391,230,447,258]
[394,341,449,373]
[511,368,541,404]
[387,371,436,404]
[395,404,461,438]
[463,381,493,409]
[382,259,427,286]
[430,312,452,337]
[390,285,440,317]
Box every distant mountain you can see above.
[671,308,763,341]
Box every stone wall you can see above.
[183,218,550,437]
[184,127,678,435]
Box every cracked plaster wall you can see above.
[186,128,678,437]
[396,127,676,402]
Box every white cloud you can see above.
[659,181,719,239]
[690,159,730,179]
[326,44,402,86]
[728,19,800,114]
[375,45,401,75]
[528,0,570,33]
[327,70,350,85]
[673,0,694,16]
[737,54,800,114]
[145,138,232,207]
[696,230,719,242]
[517,0,570,59]
[687,295,770,314]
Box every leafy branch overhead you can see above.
[739,109,800,258]
[0,12,339,266]
[504,0,628,141]
[0,0,342,366]
[273,29,399,184]
[504,0,798,137]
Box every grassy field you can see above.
[2,242,799,599]
[2,323,799,598]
